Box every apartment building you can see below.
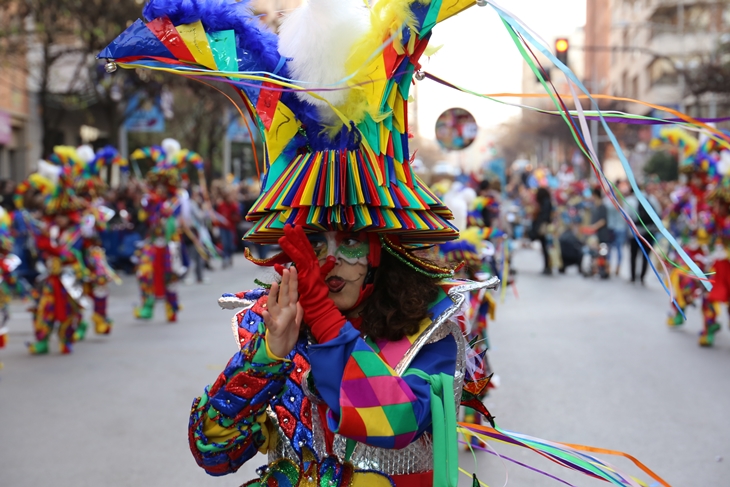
[610,0,728,116]
[0,3,30,180]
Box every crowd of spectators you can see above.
[0,176,270,286]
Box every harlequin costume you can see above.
[57,145,126,339]
[101,0,675,485]
[28,159,88,355]
[439,226,501,451]
[696,164,730,346]
[0,207,24,352]
[133,140,191,322]
[657,131,722,337]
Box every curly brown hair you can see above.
[359,250,441,341]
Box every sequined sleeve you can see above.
[308,323,457,449]
[188,306,294,476]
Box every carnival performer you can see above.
[665,148,714,327]
[102,0,503,484]
[28,160,88,355]
[133,139,190,322]
[0,206,24,356]
[100,0,678,485]
[440,226,500,451]
[697,158,730,346]
[71,145,126,338]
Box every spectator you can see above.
[605,185,629,276]
[183,187,211,284]
[587,187,612,245]
[214,188,241,268]
[531,187,554,275]
[624,187,661,284]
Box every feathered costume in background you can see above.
[99,1,672,486]
[653,129,730,346]
[28,154,88,355]
[69,145,126,340]
[0,207,23,351]
[132,139,189,322]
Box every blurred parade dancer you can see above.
[699,176,730,346]
[0,207,24,358]
[133,140,189,322]
[664,145,713,328]
[655,128,730,346]
[28,159,88,355]
[441,188,509,448]
[72,145,126,339]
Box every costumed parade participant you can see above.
[100,0,678,485]
[131,139,190,323]
[440,226,500,451]
[695,148,730,347]
[658,129,715,328]
[28,159,88,355]
[0,206,24,358]
[71,145,126,339]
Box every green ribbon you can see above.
[165,216,176,243]
[405,370,458,487]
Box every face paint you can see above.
[307,231,372,312]
[307,232,370,265]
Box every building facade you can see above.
[0,3,30,181]
[610,0,729,116]
[0,53,29,181]
[585,0,613,96]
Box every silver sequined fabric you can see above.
[265,278,499,475]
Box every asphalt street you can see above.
[0,249,728,487]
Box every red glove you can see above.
[278,225,344,343]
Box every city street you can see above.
[1,249,729,487]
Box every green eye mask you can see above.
[336,240,370,261]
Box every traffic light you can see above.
[555,38,569,66]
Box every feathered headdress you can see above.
[0,206,12,253]
[42,147,87,215]
[73,145,129,196]
[650,127,700,173]
[99,0,474,245]
[132,138,204,189]
[13,166,57,211]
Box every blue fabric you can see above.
[220,228,235,259]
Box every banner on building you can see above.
[227,111,258,143]
[124,93,165,133]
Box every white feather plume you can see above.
[37,160,61,185]
[278,0,370,120]
[161,138,182,162]
[719,150,730,176]
[218,294,256,310]
[76,144,95,164]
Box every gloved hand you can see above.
[278,225,344,343]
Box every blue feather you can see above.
[140,0,358,152]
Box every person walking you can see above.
[625,188,660,284]
[214,189,241,268]
[532,187,554,274]
[605,186,628,276]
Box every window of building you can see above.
[648,58,679,86]
[632,75,639,99]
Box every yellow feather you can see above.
[337,0,422,124]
